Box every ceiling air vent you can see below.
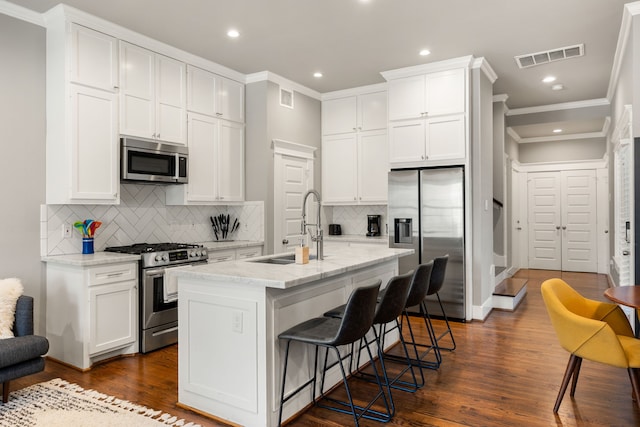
[514,44,584,69]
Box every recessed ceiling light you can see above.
[542,76,556,83]
[551,84,564,91]
[227,29,240,38]
[419,49,431,56]
[313,72,323,78]
[553,129,562,133]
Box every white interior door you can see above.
[273,141,315,254]
[528,172,562,270]
[527,169,598,272]
[561,170,597,272]
[511,168,527,269]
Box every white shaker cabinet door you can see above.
[187,65,217,117]
[426,114,466,161]
[322,133,358,203]
[217,76,244,123]
[389,119,426,164]
[185,113,218,202]
[119,41,155,139]
[322,96,357,135]
[388,75,425,121]
[70,85,119,202]
[70,24,118,92]
[89,280,137,356]
[358,91,387,132]
[155,54,186,144]
[217,120,245,202]
[425,68,465,117]
[358,129,388,204]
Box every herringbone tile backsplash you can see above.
[327,205,388,236]
[41,183,264,256]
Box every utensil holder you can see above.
[82,238,94,254]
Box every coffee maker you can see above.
[366,215,381,237]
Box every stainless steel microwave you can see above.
[121,137,188,184]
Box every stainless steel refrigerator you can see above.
[388,167,466,320]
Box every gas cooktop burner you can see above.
[105,242,202,254]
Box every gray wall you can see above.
[0,14,46,332]
[518,138,606,164]
[471,66,494,311]
[245,81,321,254]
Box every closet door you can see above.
[527,170,598,273]
[561,170,597,272]
[527,172,562,270]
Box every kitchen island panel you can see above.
[176,247,410,427]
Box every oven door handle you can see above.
[144,267,166,277]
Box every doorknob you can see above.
[282,239,289,245]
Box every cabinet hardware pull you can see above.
[516,227,522,230]
[556,226,561,230]
[562,226,566,230]
[106,272,124,277]
[623,250,630,256]
[282,239,289,245]
[605,230,609,234]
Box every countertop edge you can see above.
[41,252,141,267]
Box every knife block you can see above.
[295,246,309,264]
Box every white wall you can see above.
[519,138,606,163]
[0,14,46,332]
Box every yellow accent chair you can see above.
[540,278,640,413]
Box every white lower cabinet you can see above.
[206,245,264,263]
[46,261,138,370]
[89,280,138,355]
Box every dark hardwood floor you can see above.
[9,269,640,426]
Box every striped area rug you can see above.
[0,378,201,427]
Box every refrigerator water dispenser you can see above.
[394,218,412,244]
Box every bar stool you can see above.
[425,255,456,351]
[387,260,442,370]
[277,280,386,427]
[324,270,420,408]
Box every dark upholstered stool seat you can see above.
[277,280,384,427]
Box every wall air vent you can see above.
[514,44,584,69]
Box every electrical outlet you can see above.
[62,223,72,239]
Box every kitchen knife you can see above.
[231,218,238,235]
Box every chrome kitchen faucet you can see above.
[301,189,324,260]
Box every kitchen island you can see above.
[170,245,412,427]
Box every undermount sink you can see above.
[250,253,320,265]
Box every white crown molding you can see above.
[607,2,640,101]
[472,57,498,84]
[516,131,606,144]
[321,82,388,101]
[246,71,321,100]
[506,127,521,143]
[272,139,316,159]
[506,98,609,116]
[514,158,607,172]
[43,4,246,83]
[380,55,474,81]
[493,94,509,103]
[0,0,44,26]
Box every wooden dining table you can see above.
[604,285,640,334]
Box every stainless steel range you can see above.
[105,243,208,353]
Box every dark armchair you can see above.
[0,295,49,403]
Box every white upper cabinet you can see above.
[388,68,465,121]
[166,113,244,205]
[386,67,467,166]
[70,24,118,92]
[322,129,388,205]
[187,65,244,123]
[322,91,386,135]
[46,19,120,204]
[119,41,186,144]
[322,88,388,205]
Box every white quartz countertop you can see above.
[199,240,264,251]
[41,252,140,267]
[324,234,388,244]
[170,245,413,290]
